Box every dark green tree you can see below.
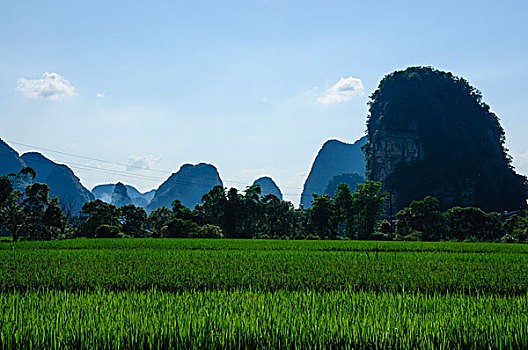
[396,196,445,241]
[120,204,147,237]
[80,200,121,237]
[241,185,263,238]
[171,199,193,221]
[445,207,502,241]
[307,193,337,239]
[22,183,50,240]
[0,167,36,241]
[165,218,199,238]
[224,188,243,238]
[503,214,528,243]
[200,185,227,228]
[261,194,295,238]
[43,197,65,240]
[333,183,354,238]
[2,190,24,242]
[147,206,172,237]
[350,181,387,240]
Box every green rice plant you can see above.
[0,289,526,349]
[1,240,527,294]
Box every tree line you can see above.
[1,167,527,243]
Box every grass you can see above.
[1,289,527,349]
[1,238,527,349]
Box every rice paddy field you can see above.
[1,239,527,349]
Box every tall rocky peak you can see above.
[365,66,527,212]
[252,176,283,200]
[0,138,26,175]
[300,136,366,208]
[147,163,223,211]
[111,182,133,207]
[20,152,94,213]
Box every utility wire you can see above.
[1,139,352,194]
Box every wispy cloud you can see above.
[126,155,163,172]
[96,93,105,98]
[317,76,364,104]
[16,72,77,101]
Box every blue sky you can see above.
[1,0,527,205]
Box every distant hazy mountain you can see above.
[147,163,223,211]
[91,184,115,203]
[324,173,364,197]
[0,139,26,175]
[252,176,283,200]
[110,182,134,207]
[300,137,366,208]
[92,183,155,208]
[20,152,94,214]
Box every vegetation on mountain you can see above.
[300,137,366,208]
[323,173,364,197]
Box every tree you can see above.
[58,196,79,238]
[241,185,263,238]
[261,194,295,238]
[21,183,50,240]
[200,185,227,228]
[396,196,445,241]
[80,200,121,237]
[350,181,387,240]
[445,207,502,241]
[224,188,243,238]
[503,214,528,243]
[0,167,36,242]
[307,193,337,239]
[43,197,65,240]
[171,199,193,221]
[120,204,147,237]
[147,206,172,237]
[333,183,354,238]
[2,190,24,242]
[165,218,198,238]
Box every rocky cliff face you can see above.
[252,176,283,200]
[147,163,223,211]
[300,137,366,208]
[369,129,422,183]
[20,152,94,213]
[365,66,527,211]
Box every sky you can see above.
[1,0,528,206]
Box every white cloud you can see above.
[317,76,364,104]
[126,155,162,172]
[16,72,77,101]
[96,93,105,98]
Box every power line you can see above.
[1,139,347,194]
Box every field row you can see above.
[1,289,526,349]
[2,238,528,253]
[2,246,527,294]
